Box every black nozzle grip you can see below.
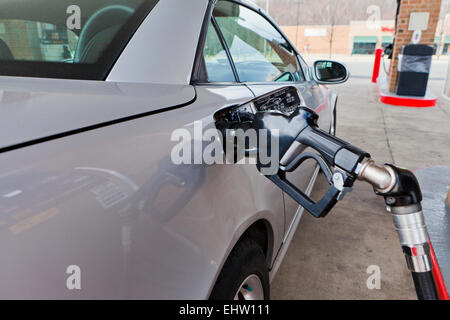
[296,126,369,174]
[271,152,340,218]
[296,126,346,165]
[268,173,339,218]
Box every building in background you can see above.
[281,16,450,56]
[250,0,450,57]
[436,13,450,55]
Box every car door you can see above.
[192,14,286,269]
[210,0,333,234]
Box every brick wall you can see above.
[388,0,442,92]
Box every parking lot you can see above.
[272,57,450,299]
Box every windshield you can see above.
[0,0,159,80]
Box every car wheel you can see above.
[210,238,269,300]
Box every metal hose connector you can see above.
[357,160,439,300]
[357,159,397,194]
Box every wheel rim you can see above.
[233,274,264,300]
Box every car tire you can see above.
[210,238,270,300]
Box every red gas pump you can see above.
[372,48,384,83]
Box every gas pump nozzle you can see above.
[254,107,370,218]
[253,106,441,300]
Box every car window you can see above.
[213,0,304,83]
[203,22,236,82]
[0,0,158,80]
[0,22,79,63]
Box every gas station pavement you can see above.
[271,73,450,299]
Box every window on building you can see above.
[444,36,450,55]
[433,37,440,55]
[381,36,393,51]
[352,36,377,55]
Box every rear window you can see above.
[0,0,159,80]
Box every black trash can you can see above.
[396,44,433,97]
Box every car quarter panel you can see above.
[0,77,195,150]
[0,83,283,299]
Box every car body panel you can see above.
[0,76,195,150]
[0,82,287,299]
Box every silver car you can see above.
[0,0,345,299]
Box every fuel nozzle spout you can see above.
[357,160,397,194]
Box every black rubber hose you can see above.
[411,271,439,300]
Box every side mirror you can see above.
[310,60,350,84]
